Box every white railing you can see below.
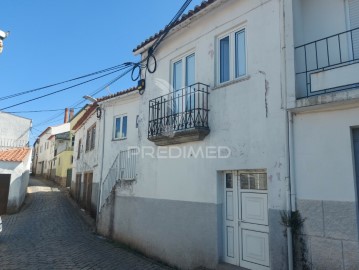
[100,149,137,211]
[0,138,28,148]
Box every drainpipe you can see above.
[96,104,106,228]
[286,111,295,270]
[281,0,296,267]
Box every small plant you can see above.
[281,210,311,270]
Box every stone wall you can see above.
[296,199,359,269]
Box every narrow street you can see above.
[0,177,171,270]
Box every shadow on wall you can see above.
[7,170,30,214]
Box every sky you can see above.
[0,0,202,144]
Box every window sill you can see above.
[212,75,251,91]
[112,138,127,142]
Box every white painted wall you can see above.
[73,113,99,182]
[293,105,359,201]
[0,150,31,212]
[99,92,140,183]
[134,0,288,210]
[0,113,31,148]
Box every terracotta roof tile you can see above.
[0,148,31,162]
[133,0,217,52]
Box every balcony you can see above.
[295,27,359,101]
[148,83,210,146]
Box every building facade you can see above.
[286,0,359,268]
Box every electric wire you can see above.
[0,66,131,111]
[6,107,83,114]
[0,63,131,101]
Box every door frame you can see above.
[222,169,269,270]
[0,174,11,215]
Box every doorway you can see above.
[223,170,269,270]
[0,174,11,215]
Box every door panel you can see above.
[0,174,11,215]
[241,229,270,269]
[223,171,269,270]
[241,193,268,226]
[226,191,234,221]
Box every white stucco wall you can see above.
[0,113,31,148]
[0,150,31,212]
[73,113,99,181]
[133,0,288,210]
[294,105,359,201]
[99,92,140,182]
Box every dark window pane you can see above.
[220,36,230,83]
[226,173,233,188]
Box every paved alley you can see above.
[0,177,171,270]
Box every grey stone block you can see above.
[323,201,358,240]
[297,199,324,237]
[294,234,311,270]
[310,237,343,270]
[343,241,359,270]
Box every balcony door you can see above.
[172,53,195,114]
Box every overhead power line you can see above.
[0,63,131,102]
[0,66,132,111]
[6,107,83,113]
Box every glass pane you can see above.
[173,60,183,91]
[226,173,233,189]
[220,36,230,83]
[235,30,246,78]
[186,54,195,86]
[240,174,249,189]
[186,54,196,111]
[255,174,267,190]
[122,116,127,138]
[249,174,256,189]
[115,117,121,139]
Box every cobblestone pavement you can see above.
[0,177,172,270]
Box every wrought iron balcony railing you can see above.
[148,82,210,145]
[295,27,359,98]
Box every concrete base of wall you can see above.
[97,195,220,269]
[296,199,359,270]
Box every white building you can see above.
[98,1,290,269]
[286,0,359,269]
[0,112,32,214]
[35,123,70,178]
[72,88,139,217]
[0,112,31,149]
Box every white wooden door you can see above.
[223,171,269,270]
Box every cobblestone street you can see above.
[0,177,171,270]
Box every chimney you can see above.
[64,108,69,123]
[69,108,74,121]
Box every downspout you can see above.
[281,0,296,269]
[96,104,106,228]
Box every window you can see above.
[86,125,96,151]
[218,28,246,84]
[172,53,196,112]
[114,115,128,140]
[77,139,82,159]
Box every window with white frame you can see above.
[218,28,246,84]
[113,115,128,140]
[172,53,196,112]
